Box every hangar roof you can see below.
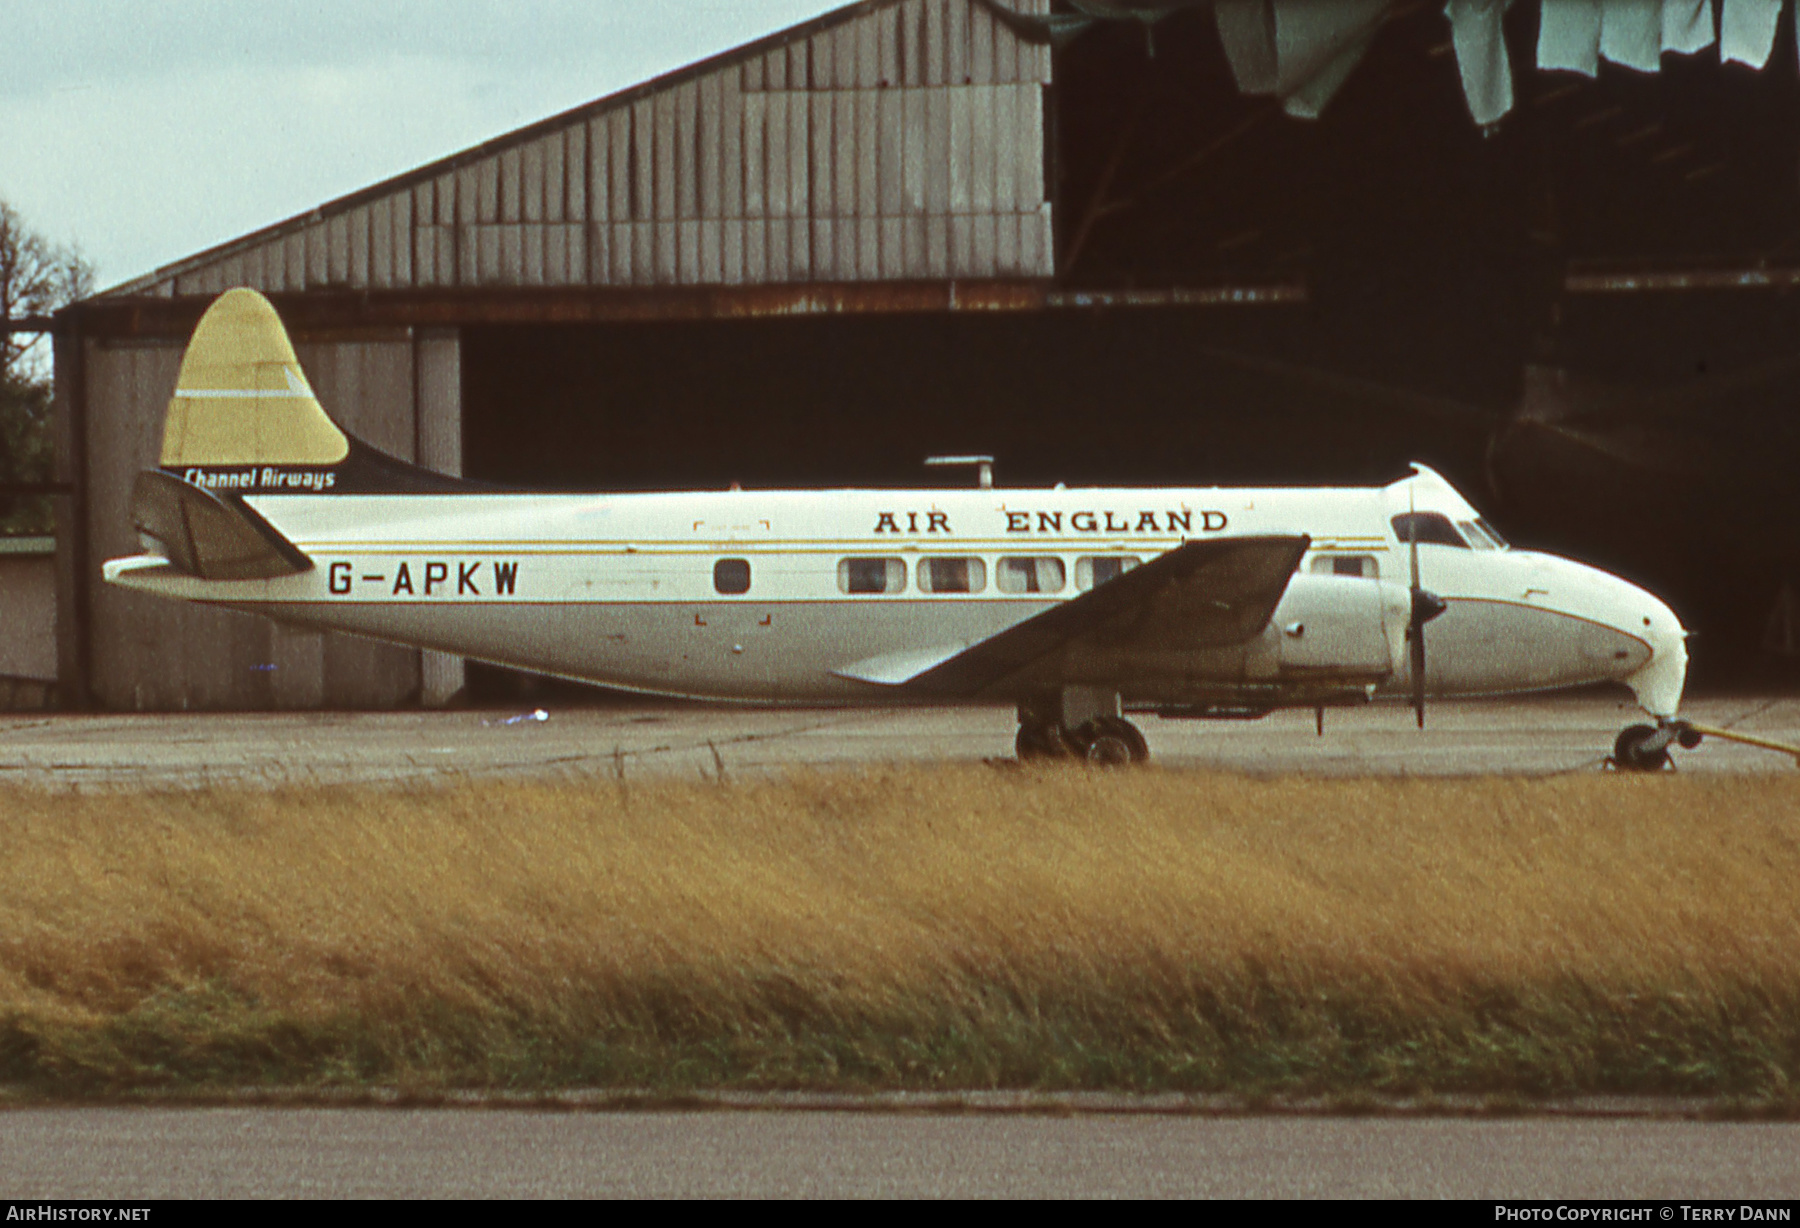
[107,0,1055,306]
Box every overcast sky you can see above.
[1,2,842,290]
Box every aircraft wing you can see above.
[834,535,1309,698]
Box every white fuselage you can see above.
[103,474,1688,715]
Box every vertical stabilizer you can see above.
[160,288,349,468]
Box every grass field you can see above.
[0,766,1797,1102]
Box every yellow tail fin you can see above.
[159,288,349,468]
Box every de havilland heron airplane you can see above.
[104,288,1735,771]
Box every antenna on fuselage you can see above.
[924,455,995,489]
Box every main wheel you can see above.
[1016,721,1072,761]
[1612,724,1670,772]
[1071,716,1150,766]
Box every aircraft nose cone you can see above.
[1621,586,1688,719]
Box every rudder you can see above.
[159,287,349,469]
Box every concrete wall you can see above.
[0,542,57,709]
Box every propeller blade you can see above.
[1409,486,1425,729]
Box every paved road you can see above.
[2,693,1798,789]
[1,1109,1796,1198]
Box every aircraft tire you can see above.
[1075,716,1150,766]
[1016,722,1072,761]
[1612,724,1670,772]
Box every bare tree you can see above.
[1,199,93,534]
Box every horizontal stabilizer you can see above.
[132,470,313,581]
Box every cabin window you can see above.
[1391,512,1468,549]
[713,558,751,594]
[917,556,986,594]
[1075,555,1141,591]
[996,556,1066,594]
[838,557,907,594]
[1311,555,1377,578]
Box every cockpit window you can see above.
[1391,512,1469,548]
[1456,520,1495,551]
[1475,517,1509,549]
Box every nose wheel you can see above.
[1610,721,1705,772]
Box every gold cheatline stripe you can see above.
[292,540,1203,554]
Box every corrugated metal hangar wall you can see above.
[51,0,1800,708]
[58,0,1057,710]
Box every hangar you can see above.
[42,0,1800,710]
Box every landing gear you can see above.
[1015,690,1149,765]
[1610,721,1702,772]
[1075,715,1150,765]
[1611,724,1671,772]
[1015,721,1072,761]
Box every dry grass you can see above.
[0,766,1797,1099]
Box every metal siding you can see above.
[947,0,968,85]
[674,81,699,223]
[834,24,858,89]
[86,343,196,710]
[788,38,810,93]
[721,74,744,220]
[744,215,767,282]
[700,219,723,282]
[856,91,880,219]
[586,118,610,227]
[678,219,700,282]
[589,219,610,285]
[926,0,947,86]
[477,157,500,224]
[699,74,724,220]
[523,141,544,223]
[994,85,1019,213]
[501,146,524,223]
[631,100,655,222]
[765,92,790,219]
[767,208,790,282]
[326,213,351,286]
[742,92,767,217]
[285,232,307,290]
[879,5,902,85]
[858,13,883,86]
[565,125,587,223]
[902,87,928,213]
[971,0,996,85]
[878,89,904,216]
[524,222,545,286]
[612,110,635,224]
[724,217,745,284]
[543,222,565,284]
[633,221,655,286]
[371,196,395,288]
[831,92,855,220]
[544,134,565,223]
[788,84,810,224]
[995,208,1019,274]
[113,1,1055,299]
[790,216,812,282]
[352,206,373,288]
